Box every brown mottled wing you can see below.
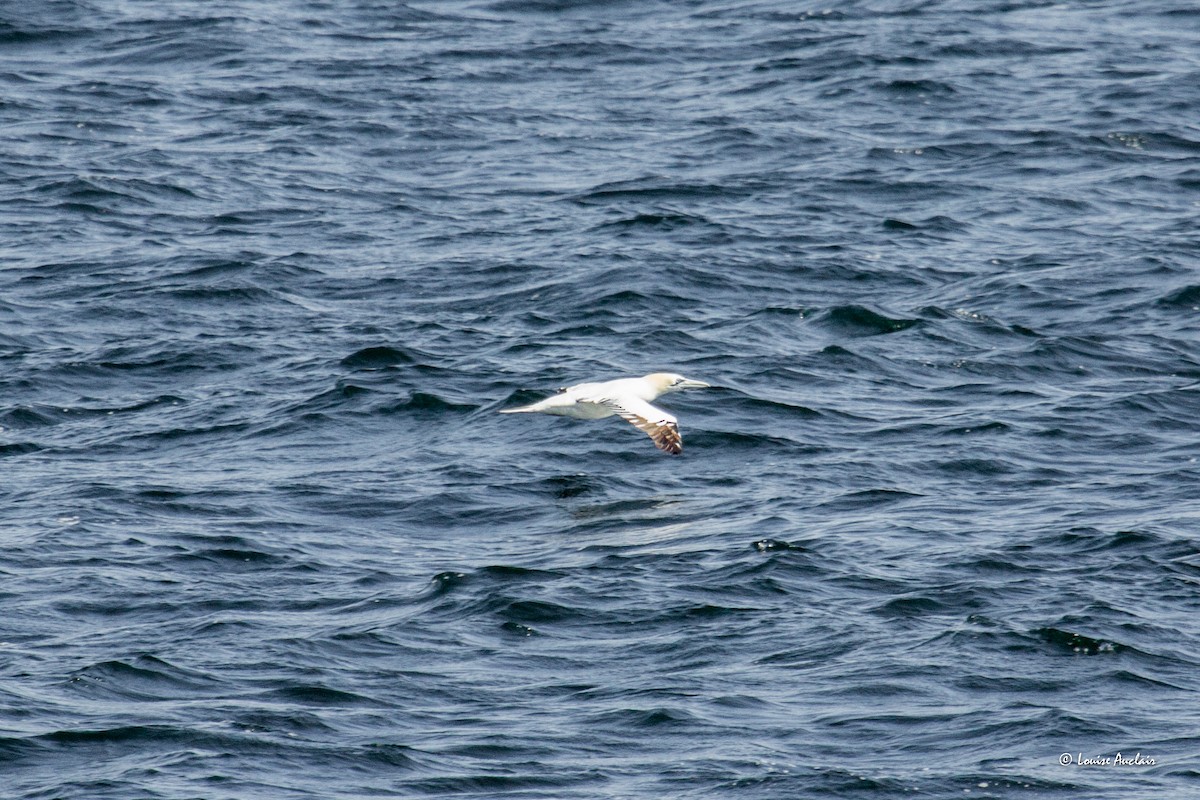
[595,397,683,454]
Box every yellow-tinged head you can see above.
[646,372,711,394]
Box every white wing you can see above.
[592,396,683,454]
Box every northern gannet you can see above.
[500,373,710,454]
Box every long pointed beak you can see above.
[679,379,711,389]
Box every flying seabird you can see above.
[499,372,710,454]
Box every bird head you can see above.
[650,373,711,394]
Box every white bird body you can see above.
[500,372,710,454]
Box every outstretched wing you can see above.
[594,396,683,454]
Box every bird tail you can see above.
[498,404,537,414]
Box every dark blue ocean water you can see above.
[3,1,1200,797]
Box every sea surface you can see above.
[3,1,1199,797]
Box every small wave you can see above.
[571,176,746,205]
[728,396,821,419]
[298,382,377,410]
[818,488,924,511]
[535,473,601,499]
[159,543,286,573]
[81,30,245,69]
[873,595,952,618]
[263,685,378,706]
[1052,527,1166,554]
[383,391,475,414]
[882,215,967,235]
[0,441,42,457]
[935,457,1016,476]
[476,564,564,582]
[340,346,417,369]
[65,342,255,375]
[694,429,806,450]
[0,406,57,428]
[406,774,593,795]
[875,78,958,96]
[580,287,654,310]
[752,538,808,553]
[936,38,1083,59]
[67,655,222,701]
[498,599,578,625]
[918,305,1040,338]
[164,285,278,304]
[0,28,86,47]
[595,211,712,231]
[815,305,921,337]
[359,743,422,768]
[1035,627,1124,656]
[204,207,320,230]
[34,176,143,206]
[943,420,1010,436]
[43,725,183,745]
[1157,285,1200,308]
[592,706,699,728]
[429,571,470,596]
